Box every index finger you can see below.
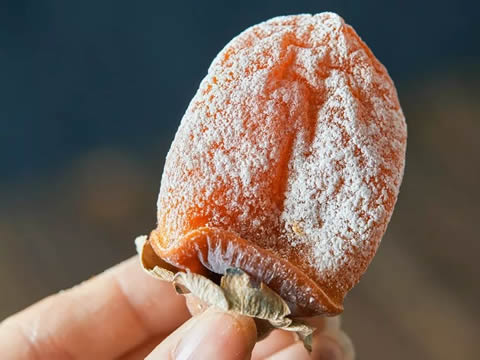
[0,256,190,359]
[146,308,257,360]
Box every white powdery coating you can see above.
[158,13,407,298]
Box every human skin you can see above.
[0,257,349,359]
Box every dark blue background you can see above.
[1,0,478,182]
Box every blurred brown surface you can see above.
[1,67,479,359]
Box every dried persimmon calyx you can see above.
[135,235,314,349]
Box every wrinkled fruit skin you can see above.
[150,13,407,317]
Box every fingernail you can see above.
[324,316,341,331]
[312,330,355,360]
[312,335,344,360]
[174,309,256,360]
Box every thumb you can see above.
[146,308,257,360]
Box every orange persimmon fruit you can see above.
[147,12,407,317]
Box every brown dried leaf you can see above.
[135,235,174,281]
[173,272,229,311]
[135,235,315,351]
[221,268,290,323]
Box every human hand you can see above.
[0,257,353,359]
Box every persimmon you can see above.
[145,13,406,318]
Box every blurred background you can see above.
[1,1,479,359]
